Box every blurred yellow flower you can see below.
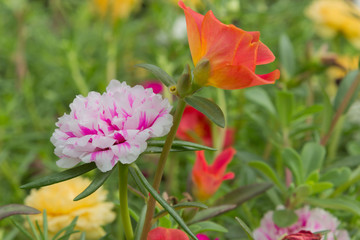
[94,0,140,21]
[24,177,115,239]
[323,54,359,96]
[306,0,360,49]
[172,0,204,9]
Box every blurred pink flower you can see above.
[51,80,173,172]
[253,206,350,240]
[143,80,164,94]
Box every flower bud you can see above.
[177,64,192,97]
[193,58,210,87]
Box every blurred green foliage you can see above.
[1,0,360,239]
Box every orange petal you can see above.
[209,147,236,175]
[201,11,248,67]
[148,227,189,240]
[208,65,280,90]
[179,1,204,65]
[222,172,235,181]
[248,31,276,65]
[232,33,259,71]
[256,42,276,65]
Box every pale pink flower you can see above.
[51,80,173,172]
[253,206,350,240]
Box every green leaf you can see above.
[244,88,276,116]
[129,168,148,196]
[79,233,86,240]
[235,217,254,240]
[309,182,333,194]
[135,63,176,87]
[306,197,360,216]
[56,216,79,240]
[320,167,351,187]
[306,171,319,182]
[0,204,40,220]
[276,91,294,128]
[248,161,286,192]
[159,214,172,229]
[134,206,147,240]
[11,219,34,239]
[188,205,236,225]
[26,216,40,240]
[145,140,216,154]
[279,34,296,78]
[214,183,272,206]
[282,148,304,185]
[130,164,198,240]
[301,142,325,177]
[73,168,114,201]
[185,96,225,128]
[43,210,48,240]
[20,163,97,189]
[293,105,324,121]
[293,184,311,203]
[273,209,298,228]
[155,202,208,219]
[333,70,360,113]
[189,221,228,234]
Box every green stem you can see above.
[321,72,360,146]
[213,88,227,153]
[119,163,134,240]
[140,99,187,240]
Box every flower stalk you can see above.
[320,72,360,146]
[119,163,134,240]
[140,99,187,240]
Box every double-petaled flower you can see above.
[51,80,173,172]
[192,148,236,201]
[179,1,280,90]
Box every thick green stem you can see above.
[119,163,134,240]
[140,99,187,240]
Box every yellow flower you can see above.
[323,54,359,96]
[94,0,140,21]
[172,0,204,9]
[306,0,360,49]
[24,177,115,239]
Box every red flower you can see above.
[179,1,280,90]
[192,148,236,201]
[147,227,189,240]
[177,106,234,147]
[282,230,322,240]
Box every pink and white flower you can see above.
[51,80,173,172]
[253,206,350,240]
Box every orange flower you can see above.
[192,148,235,201]
[179,1,280,90]
[147,227,189,240]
